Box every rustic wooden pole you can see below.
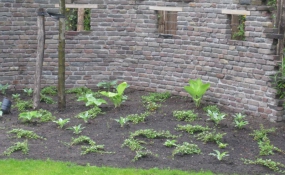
[77,8,84,31]
[58,0,66,110]
[33,8,45,109]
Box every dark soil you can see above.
[0,89,285,175]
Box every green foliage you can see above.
[130,129,178,139]
[145,101,161,112]
[195,131,226,144]
[66,86,92,95]
[19,109,56,123]
[267,0,277,8]
[122,138,146,151]
[75,106,103,123]
[163,139,177,147]
[172,142,201,157]
[209,150,229,161]
[114,117,129,127]
[232,113,249,129]
[242,158,285,174]
[173,110,198,122]
[23,88,33,96]
[141,92,170,111]
[71,136,96,146]
[7,129,43,139]
[41,86,57,95]
[53,118,70,129]
[217,142,228,149]
[132,150,156,162]
[40,94,56,104]
[176,124,210,134]
[0,83,9,94]
[65,8,78,31]
[3,140,29,156]
[206,110,226,125]
[77,93,107,107]
[203,105,220,113]
[272,57,285,99]
[14,99,33,112]
[100,82,128,108]
[83,9,91,31]
[76,111,90,123]
[232,15,246,40]
[67,124,85,135]
[81,144,109,155]
[184,79,210,108]
[12,94,21,102]
[126,112,149,124]
[97,80,118,92]
[249,124,276,141]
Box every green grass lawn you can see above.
[0,159,216,175]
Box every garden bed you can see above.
[0,88,285,175]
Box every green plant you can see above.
[84,9,91,31]
[258,137,284,156]
[172,142,201,157]
[40,94,56,104]
[195,131,226,144]
[232,15,246,40]
[71,136,96,146]
[81,144,109,155]
[173,110,198,122]
[0,83,9,94]
[126,112,149,124]
[77,93,107,107]
[176,124,210,134]
[7,129,43,139]
[67,124,85,135]
[267,0,277,8]
[145,101,161,112]
[141,92,171,103]
[53,118,70,129]
[114,117,129,127]
[209,150,229,161]
[97,80,118,92]
[132,150,156,162]
[249,124,276,141]
[65,8,78,31]
[18,109,55,123]
[3,140,29,156]
[217,142,228,149]
[242,158,285,173]
[122,138,146,151]
[206,110,226,125]
[23,88,33,96]
[76,111,91,123]
[233,113,249,129]
[163,139,177,147]
[130,129,178,139]
[100,82,128,108]
[272,57,285,99]
[14,99,33,112]
[12,94,21,101]
[75,106,104,121]
[66,86,92,95]
[203,105,220,113]
[184,79,210,108]
[41,86,57,95]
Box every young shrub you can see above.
[100,82,128,108]
[173,110,198,122]
[172,142,201,157]
[209,150,229,161]
[184,79,210,108]
[3,140,29,156]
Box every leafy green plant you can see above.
[121,138,146,151]
[12,94,21,102]
[0,83,9,95]
[97,80,118,92]
[3,140,29,156]
[53,118,70,129]
[172,142,201,157]
[114,117,129,127]
[7,129,43,139]
[81,144,110,155]
[126,112,149,124]
[23,88,33,96]
[75,106,104,121]
[41,86,57,95]
[184,79,210,108]
[203,105,220,113]
[195,131,226,144]
[272,57,285,99]
[132,150,157,162]
[76,111,91,123]
[145,101,161,112]
[14,100,33,112]
[217,142,228,149]
[130,129,178,139]
[66,86,92,95]
[18,109,55,123]
[71,136,96,146]
[78,93,107,107]
[176,124,210,134]
[40,94,55,104]
[258,137,284,156]
[206,110,226,125]
[67,124,85,135]
[100,82,128,108]
[249,124,276,141]
[242,158,285,174]
[141,92,171,103]
[163,139,177,147]
[173,110,198,122]
[209,150,229,161]
[233,113,248,129]
[232,15,246,40]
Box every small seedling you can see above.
[76,111,91,123]
[163,139,177,147]
[206,110,226,125]
[53,118,70,129]
[217,142,228,149]
[172,142,201,157]
[23,88,33,96]
[100,82,128,108]
[67,124,85,135]
[2,140,29,156]
[209,150,229,161]
[0,83,9,95]
[122,138,146,151]
[114,117,129,127]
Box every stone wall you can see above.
[0,0,283,121]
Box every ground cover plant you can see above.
[0,88,285,175]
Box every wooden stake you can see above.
[33,8,45,109]
[77,8,84,31]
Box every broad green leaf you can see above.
[116,82,128,95]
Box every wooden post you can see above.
[33,8,45,109]
[58,0,66,110]
[77,8,84,31]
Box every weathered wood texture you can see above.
[77,8,84,31]
[33,8,45,109]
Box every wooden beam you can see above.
[55,4,98,8]
[221,9,250,15]
[149,6,183,12]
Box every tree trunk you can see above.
[58,0,66,110]
[33,8,45,109]
[77,8,84,31]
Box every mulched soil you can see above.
[0,88,285,175]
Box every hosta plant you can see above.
[76,111,91,123]
[7,129,43,139]
[53,118,70,129]
[173,110,198,122]
[209,150,229,161]
[14,100,33,112]
[184,79,210,108]
[100,82,128,108]
[3,140,29,156]
[12,94,21,102]
[77,93,107,107]
[172,142,201,157]
[67,124,85,135]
